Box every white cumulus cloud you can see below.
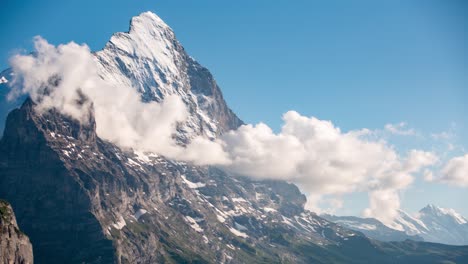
[7,37,441,225]
[220,112,437,224]
[439,154,468,187]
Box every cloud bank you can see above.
[8,37,449,225]
[222,113,437,223]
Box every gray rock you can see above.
[0,200,33,264]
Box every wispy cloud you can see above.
[430,123,457,141]
[384,122,416,136]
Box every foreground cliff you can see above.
[0,200,33,264]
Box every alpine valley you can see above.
[0,12,467,264]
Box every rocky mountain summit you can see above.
[0,200,33,264]
[94,11,243,142]
[0,11,468,264]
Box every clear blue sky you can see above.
[1,0,467,216]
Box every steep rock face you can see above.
[94,12,243,141]
[0,100,357,263]
[393,209,430,236]
[0,200,33,264]
[1,98,468,264]
[0,99,115,263]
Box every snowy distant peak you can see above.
[393,206,468,245]
[324,206,468,245]
[420,204,443,214]
[420,204,468,225]
[393,209,428,235]
[320,214,424,242]
[0,69,12,85]
[0,76,8,84]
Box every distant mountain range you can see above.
[323,204,468,245]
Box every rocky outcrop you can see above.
[0,200,33,264]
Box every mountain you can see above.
[0,11,242,141]
[0,200,33,264]
[393,209,430,236]
[395,205,468,245]
[321,214,424,242]
[94,11,243,142]
[1,11,468,264]
[2,92,468,264]
[324,205,468,245]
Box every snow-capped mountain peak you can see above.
[95,11,243,141]
[0,11,243,141]
[393,209,429,235]
[419,204,468,225]
[131,11,171,32]
[98,11,183,99]
[393,206,468,245]
[0,76,8,84]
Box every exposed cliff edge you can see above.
[0,200,33,264]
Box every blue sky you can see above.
[1,0,467,216]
